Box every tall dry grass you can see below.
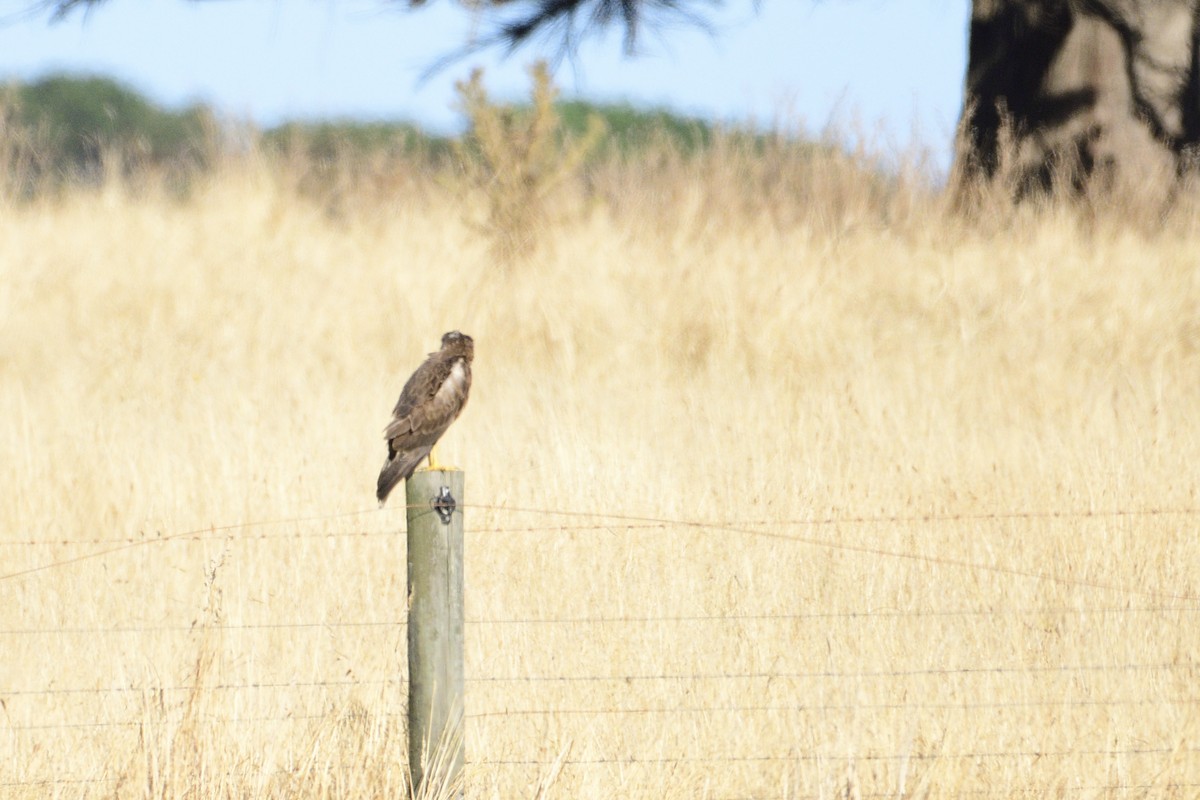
[3,116,1200,799]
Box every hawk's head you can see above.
[441,330,474,362]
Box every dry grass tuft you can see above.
[455,61,605,267]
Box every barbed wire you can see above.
[6,660,1194,702]
[4,680,1188,707]
[0,619,407,636]
[468,503,1200,525]
[5,499,1200,796]
[2,776,1193,797]
[0,503,402,581]
[686,522,1197,601]
[1,743,1191,766]
[467,695,1198,718]
[463,503,1200,602]
[1,677,404,698]
[3,603,1199,638]
[0,522,672,548]
[463,604,1200,624]
[474,746,1198,766]
[4,503,1195,549]
[5,502,1199,603]
[2,703,1194,768]
[466,660,1200,683]
[9,501,1197,549]
[2,710,403,733]
[0,507,674,580]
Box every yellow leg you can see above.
[417,443,457,472]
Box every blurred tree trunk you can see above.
[954,0,1200,199]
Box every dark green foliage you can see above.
[0,71,832,206]
[557,99,712,154]
[0,71,790,176]
[261,120,455,165]
[555,99,823,163]
[8,73,214,179]
[256,119,457,216]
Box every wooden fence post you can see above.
[405,468,465,797]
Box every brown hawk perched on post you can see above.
[376,331,474,505]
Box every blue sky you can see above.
[0,1,970,168]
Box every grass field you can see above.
[3,143,1200,799]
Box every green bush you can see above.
[8,73,213,179]
[261,120,455,165]
[557,100,712,155]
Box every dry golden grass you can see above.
[3,144,1200,799]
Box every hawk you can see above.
[376,331,474,505]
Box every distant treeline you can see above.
[3,74,213,170]
[0,73,740,182]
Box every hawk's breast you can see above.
[434,359,469,410]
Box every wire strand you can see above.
[465,660,1200,683]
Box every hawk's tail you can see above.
[376,458,406,506]
[376,448,430,506]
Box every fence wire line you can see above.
[4,503,1196,548]
[4,603,1200,638]
[0,782,1195,799]
[6,502,1200,793]
[3,710,403,733]
[464,604,1200,623]
[0,619,408,636]
[0,702,1191,765]
[466,695,1199,718]
[0,503,395,582]
[470,502,1200,529]
[2,677,405,698]
[9,695,1190,734]
[0,522,672,548]
[465,503,1200,602]
[8,660,1196,702]
[475,745,1199,766]
[466,660,1200,682]
[2,748,1192,772]
[4,503,1200,602]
